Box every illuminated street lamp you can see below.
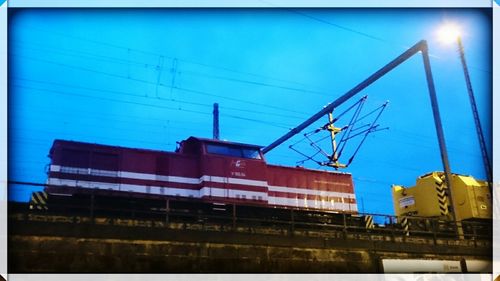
[437,23,492,185]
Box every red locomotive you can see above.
[45,137,357,213]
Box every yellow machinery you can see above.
[392,172,491,221]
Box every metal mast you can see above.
[457,37,492,184]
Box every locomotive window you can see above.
[206,144,229,155]
[206,144,261,159]
[62,149,90,168]
[242,148,261,159]
[228,147,242,157]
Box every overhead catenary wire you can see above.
[12,84,297,130]
[11,40,159,69]
[15,40,334,98]
[288,96,389,168]
[13,77,306,120]
[11,127,180,147]
[20,18,492,78]
[293,125,482,161]
[286,9,388,44]
[11,105,212,128]
[11,54,311,116]
[9,118,211,139]
[11,105,282,137]
[17,25,333,92]
[345,102,389,166]
[10,121,276,151]
[334,96,368,160]
[180,70,331,97]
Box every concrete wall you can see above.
[8,220,491,273]
[10,235,378,272]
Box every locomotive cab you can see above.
[178,137,269,204]
[177,137,265,161]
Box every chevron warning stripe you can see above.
[29,191,48,210]
[435,173,449,216]
[364,215,374,229]
[401,216,410,236]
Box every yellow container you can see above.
[392,172,491,221]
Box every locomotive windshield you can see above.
[206,143,262,159]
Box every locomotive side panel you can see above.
[153,154,201,198]
[117,149,200,197]
[47,140,201,198]
[48,141,121,193]
[267,165,357,213]
[199,155,228,200]
[121,150,157,174]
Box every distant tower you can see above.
[213,103,220,140]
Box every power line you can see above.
[11,127,178,147]
[10,105,208,127]
[12,84,296,130]
[12,84,210,115]
[172,86,309,116]
[12,54,311,116]
[11,53,157,85]
[181,70,331,97]
[352,176,397,186]
[11,101,304,144]
[391,127,488,152]
[11,105,261,135]
[10,112,292,143]
[283,9,491,74]
[12,40,159,69]
[374,134,483,159]
[14,77,306,120]
[20,25,331,92]
[9,119,205,139]
[286,9,388,44]
[14,40,335,98]
[220,114,291,130]
[10,106,218,131]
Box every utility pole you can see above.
[213,103,220,140]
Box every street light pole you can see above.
[456,36,492,185]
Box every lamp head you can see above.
[437,23,461,44]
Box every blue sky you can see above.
[8,8,491,216]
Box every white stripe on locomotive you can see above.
[268,185,356,199]
[49,165,357,210]
[268,196,357,211]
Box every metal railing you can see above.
[9,201,491,248]
[8,181,491,246]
